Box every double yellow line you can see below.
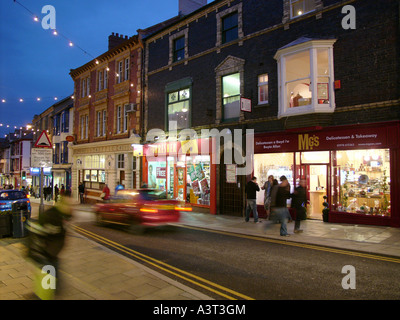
[71,224,255,300]
[177,225,400,264]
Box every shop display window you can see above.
[186,155,210,206]
[332,149,391,216]
[254,153,294,206]
[147,159,167,191]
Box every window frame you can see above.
[274,39,337,119]
[258,74,269,105]
[221,12,239,44]
[290,0,316,19]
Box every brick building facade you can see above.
[143,0,400,226]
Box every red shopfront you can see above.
[142,138,217,214]
[253,121,400,228]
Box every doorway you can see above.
[298,164,328,220]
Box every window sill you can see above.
[278,103,335,118]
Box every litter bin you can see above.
[12,201,30,238]
[0,211,12,238]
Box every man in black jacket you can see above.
[245,177,260,223]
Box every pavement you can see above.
[1,197,400,300]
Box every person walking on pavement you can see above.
[291,178,307,233]
[268,176,291,236]
[78,182,85,204]
[245,176,261,223]
[261,175,274,219]
[102,184,111,201]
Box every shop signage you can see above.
[254,125,393,153]
[65,136,74,142]
[156,167,166,179]
[226,164,237,183]
[145,139,210,157]
[31,148,53,168]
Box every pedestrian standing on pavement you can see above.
[261,175,274,219]
[267,176,291,236]
[291,178,307,233]
[78,182,85,204]
[54,184,59,203]
[245,176,261,223]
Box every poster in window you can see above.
[226,164,237,183]
[317,83,329,101]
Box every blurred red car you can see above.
[94,189,191,233]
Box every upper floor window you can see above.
[53,114,60,136]
[258,74,269,105]
[222,12,238,44]
[167,88,190,131]
[81,76,90,97]
[222,73,241,121]
[61,110,69,133]
[290,0,316,18]
[116,58,129,84]
[173,36,185,62]
[169,29,188,65]
[274,38,337,118]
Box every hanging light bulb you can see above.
[69,41,74,47]
[1,99,5,103]
[53,30,58,36]
[33,16,39,22]
[19,98,24,102]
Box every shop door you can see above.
[220,150,245,216]
[174,165,186,201]
[298,164,327,220]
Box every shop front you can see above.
[143,138,217,214]
[253,121,399,227]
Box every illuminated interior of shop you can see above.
[254,149,391,219]
[147,154,211,206]
[333,149,391,216]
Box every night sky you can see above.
[0,0,194,137]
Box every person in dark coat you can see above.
[269,176,291,236]
[291,178,308,233]
[245,177,260,223]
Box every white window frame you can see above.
[116,105,122,133]
[117,61,123,84]
[102,110,107,136]
[274,39,337,119]
[85,115,89,139]
[123,104,129,133]
[98,70,103,91]
[96,111,101,137]
[124,58,129,81]
[258,74,269,105]
[81,78,86,98]
[104,68,108,89]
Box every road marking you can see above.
[71,224,255,301]
[174,224,400,264]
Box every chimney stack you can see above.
[108,32,129,50]
[179,0,207,16]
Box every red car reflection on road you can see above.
[94,189,191,233]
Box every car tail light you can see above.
[175,206,192,212]
[0,203,6,206]
[140,208,158,213]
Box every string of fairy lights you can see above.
[1,1,95,135]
